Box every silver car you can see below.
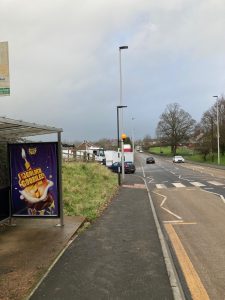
[173,155,185,163]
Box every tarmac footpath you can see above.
[29,175,181,300]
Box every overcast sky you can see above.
[1,0,225,142]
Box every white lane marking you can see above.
[153,191,182,220]
[221,195,225,204]
[207,181,224,186]
[163,220,184,224]
[204,187,214,190]
[146,176,154,183]
[172,183,186,188]
[141,165,146,178]
[162,207,183,220]
[156,184,167,189]
[202,189,225,204]
[161,197,166,207]
[190,182,206,187]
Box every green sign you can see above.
[0,88,10,95]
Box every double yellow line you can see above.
[165,223,210,300]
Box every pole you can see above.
[117,106,121,185]
[132,117,135,162]
[57,132,64,226]
[119,46,128,182]
[119,49,123,130]
[213,96,220,165]
[217,99,220,165]
[121,138,125,180]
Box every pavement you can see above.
[27,174,182,300]
[0,215,85,300]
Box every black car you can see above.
[146,157,155,164]
[109,161,136,174]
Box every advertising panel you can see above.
[9,143,59,217]
[0,42,10,96]
[0,187,10,221]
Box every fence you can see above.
[62,149,96,162]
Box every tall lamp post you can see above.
[117,105,127,185]
[213,95,220,165]
[119,46,128,178]
[132,117,135,161]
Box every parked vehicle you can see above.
[105,150,134,167]
[173,155,185,163]
[146,157,155,164]
[124,162,136,173]
[109,161,136,174]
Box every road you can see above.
[135,152,225,300]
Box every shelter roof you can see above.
[0,116,63,141]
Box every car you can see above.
[173,155,185,163]
[109,161,136,174]
[139,150,143,153]
[124,161,136,173]
[146,157,155,164]
[108,162,120,173]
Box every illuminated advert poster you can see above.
[9,143,59,217]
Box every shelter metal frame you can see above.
[0,116,64,226]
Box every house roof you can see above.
[0,116,63,141]
[76,140,97,150]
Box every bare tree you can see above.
[156,103,196,155]
[199,109,215,161]
[199,96,225,157]
[142,134,152,151]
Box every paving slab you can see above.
[0,216,85,300]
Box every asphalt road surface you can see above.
[135,152,225,300]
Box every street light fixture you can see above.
[119,46,128,117]
[213,95,220,165]
[117,105,127,185]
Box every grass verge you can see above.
[149,146,194,156]
[149,146,225,165]
[62,162,118,221]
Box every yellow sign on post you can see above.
[121,133,127,140]
[0,42,10,96]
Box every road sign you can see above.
[0,42,10,96]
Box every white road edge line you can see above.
[141,164,146,178]
[142,177,185,300]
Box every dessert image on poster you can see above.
[9,143,59,217]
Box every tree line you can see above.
[155,98,225,159]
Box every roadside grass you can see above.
[149,146,225,165]
[185,153,225,165]
[149,146,193,156]
[62,162,118,221]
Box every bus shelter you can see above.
[0,116,64,226]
